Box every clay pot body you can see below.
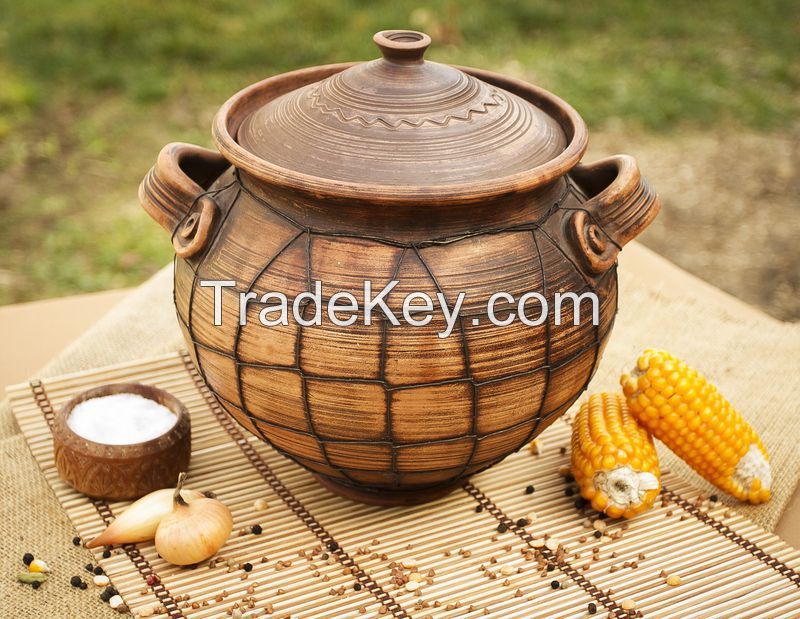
[140,31,659,505]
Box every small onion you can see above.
[155,473,233,566]
[87,486,204,548]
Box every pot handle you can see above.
[139,143,229,258]
[568,154,661,274]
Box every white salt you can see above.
[67,393,177,445]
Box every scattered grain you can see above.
[545,538,561,552]
[666,574,682,586]
[108,595,124,610]
[593,520,607,533]
[93,574,110,587]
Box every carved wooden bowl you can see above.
[140,30,660,505]
[53,383,191,500]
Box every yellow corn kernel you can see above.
[571,393,661,519]
[28,559,50,573]
[621,349,771,504]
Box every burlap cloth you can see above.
[2,247,799,617]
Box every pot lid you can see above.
[235,30,573,190]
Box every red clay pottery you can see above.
[140,30,660,505]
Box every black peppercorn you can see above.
[354,583,362,591]
[516,518,529,528]
[102,550,111,559]
[475,505,483,513]
[23,553,34,566]
[710,494,719,503]
[105,586,118,597]
[593,530,602,539]
[31,581,41,590]
[70,576,82,588]
[574,497,588,509]
[94,566,104,575]
[85,563,94,573]
[251,524,263,535]
[243,562,253,572]
[328,542,339,552]
[525,485,535,495]
[546,563,555,572]
[79,582,88,590]
[550,580,560,589]
[564,487,575,497]
[588,602,597,614]
[497,523,508,533]
[100,589,112,603]
[72,536,81,546]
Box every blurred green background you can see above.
[1,1,798,317]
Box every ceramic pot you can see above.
[140,30,660,505]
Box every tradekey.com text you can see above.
[201,279,600,339]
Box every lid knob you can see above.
[373,30,431,64]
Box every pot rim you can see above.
[212,62,588,205]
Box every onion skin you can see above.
[86,487,204,548]
[154,473,233,565]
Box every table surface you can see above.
[1,247,798,547]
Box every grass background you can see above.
[0,1,798,308]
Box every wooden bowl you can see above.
[53,383,191,501]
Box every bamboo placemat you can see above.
[8,351,800,619]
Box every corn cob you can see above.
[621,349,771,504]
[571,393,661,519]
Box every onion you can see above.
[155,472,233,565]
[86,486,204,548]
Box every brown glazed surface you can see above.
[53,383,191,500]
[139,31,660,504]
